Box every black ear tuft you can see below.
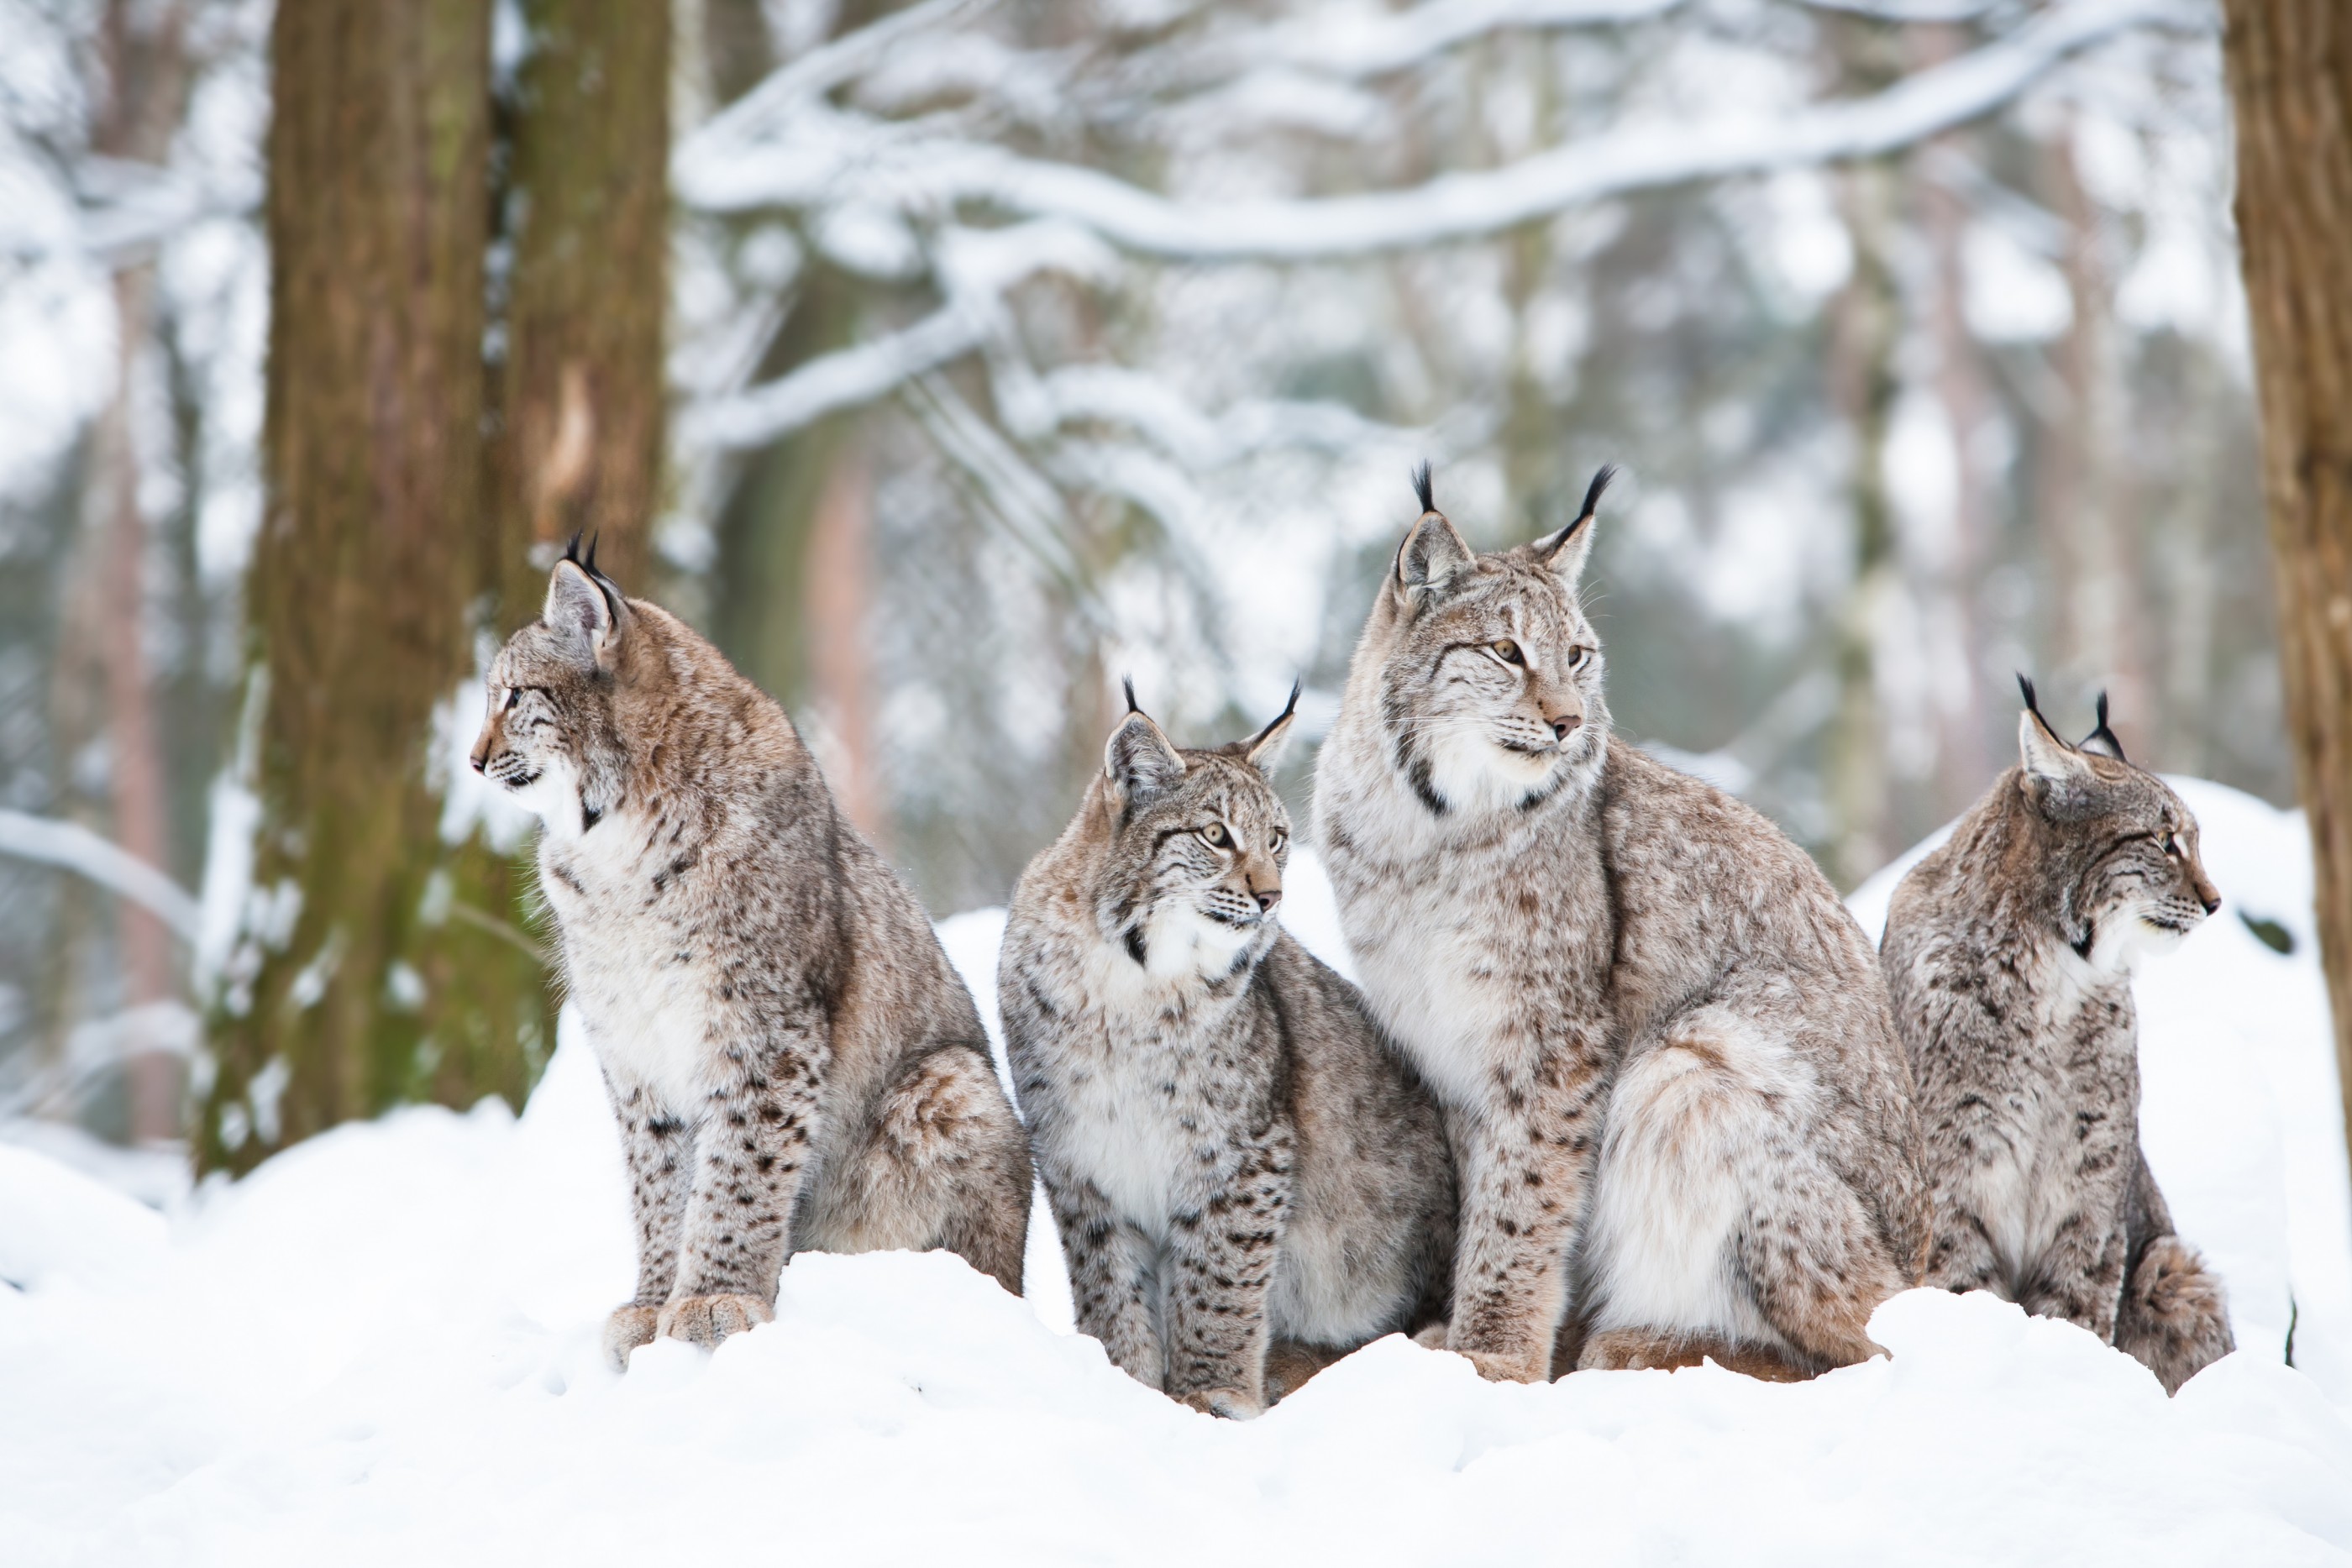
[2016,672,2040,716]
[584,531,601,579]
[1122,675,1142,715]
[1578,463,1618,522]
[2081,690,2128,763]
[1411,460,1435,517]
[563,531,587,568]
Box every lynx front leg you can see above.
[1046,1168,1167,1390]
[2015,1111,2136,1343]
[1447,1046,1608,1384]
[662,1032,824,1351]
[602,1073,690,1370]
[1162,1129,1294,1419]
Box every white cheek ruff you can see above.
[507,756,583,837]
[1425,727,1558,817]
[1143,901,1256,983]
[2087,899,2195,976]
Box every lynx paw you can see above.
[1452,1344,1550,1384]
[1410,1320,1452,1350]
[603,1304,661,1371]
[657,1292,774,1350]
[1176,1386,1264,1420]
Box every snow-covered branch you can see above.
[0,810,202,945]
[677,0,2200,260]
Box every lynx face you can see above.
[2017,695,2221,973]
[469,554,631,836]
[1371,467,1615,817]
[1095,691,1296,985]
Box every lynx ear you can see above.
[1534,464,1615,584]
[2016,674,2094,810]
[545,533,629,670]
[1396,468,1474,597]
[544,560,615,663]
[1105,679,1186,807]
[1242,679,1302,773]
[2079,690,2128,762]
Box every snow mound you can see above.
[2,812,2348,1564]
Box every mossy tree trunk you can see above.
[206,0,673,1173]
[489,0,670,609]
[2221,3,2352,1203]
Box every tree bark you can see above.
[490,0,669,608]
[2222,1,2352,1193]
[203,0,543,1173]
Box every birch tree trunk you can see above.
[202,0,540,1174]
[2221,0,2352,1185]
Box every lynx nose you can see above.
[1254,888,1282,915]
[2200,889,2221,915]
[1549,713,1582,742]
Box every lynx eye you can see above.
[1269,829,1288,854]
[1566,645,1591,670]
[1201,823,1231,848]
[501,687,522,712]
[2160,831,2180,857]
[1492,639,1524,665]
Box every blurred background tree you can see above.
[2221,0,2352,1245]
[0,0,2296,1169]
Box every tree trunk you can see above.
[202,0,543,1173]
[2221,3,2352,1204]
[490,0,669,608]
[94,0,191,1143]
[1827,156,1901,890]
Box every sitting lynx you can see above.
[1314,466,1930,1383]
[1880,681,2234,1393]
[998,684,1456,1417]
[471,542,1031,1367]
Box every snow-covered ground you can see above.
[5,779,2350,1565]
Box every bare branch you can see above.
[677,0,2202,260]
[0,809,201,945]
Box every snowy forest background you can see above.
[0,0,2284,1163]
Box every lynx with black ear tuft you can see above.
[1001,686,1455,1417]
[471,553,1032,1370]
[1315,464,1928,1384]
[1882,684,2232,1392]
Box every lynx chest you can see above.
[538,813,722,1114]
[1331,844,1605,1109]
[1026,948,1272,1241]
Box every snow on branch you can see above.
[0,809,202,944]
[677,0,2202,260]
[682,219,1115,451]
[1166,0,1683,87]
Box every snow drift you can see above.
[3,778,2349,1565]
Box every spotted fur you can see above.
[472,548,1031,1367]
[999,689,1456,1416]
[1312,469,1931,1383]
[1880,684,2234,1392]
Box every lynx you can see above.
[998,684,1456,1417]
[471,542,1031,1367]
[1312,465,1931,1383]
[1879,682,2234,1393]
